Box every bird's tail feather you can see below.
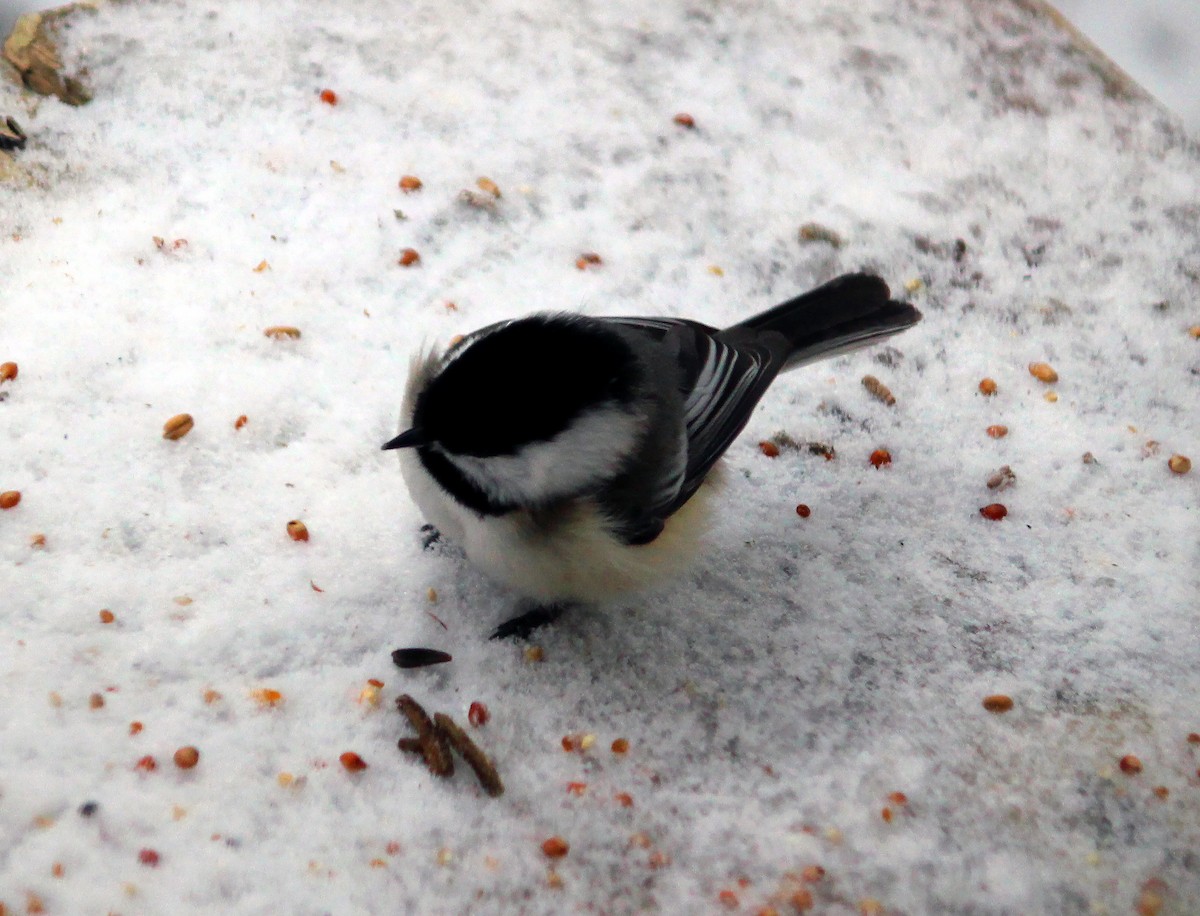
[727,273,921,370]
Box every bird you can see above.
[383,272,920,638]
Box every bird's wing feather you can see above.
[602,317,784,524]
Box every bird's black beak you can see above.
[381,428,427,451]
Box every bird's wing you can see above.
[603,317,785,523]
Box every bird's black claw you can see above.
[419,524,442,551]
[489,604,568,640]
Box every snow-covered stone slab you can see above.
[1,1,1197,913]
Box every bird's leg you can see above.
[489,603,571,640]
[419,524,442,551]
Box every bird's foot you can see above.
[489,603,570,640]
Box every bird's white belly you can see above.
[399,446,717,604]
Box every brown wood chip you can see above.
[434,712,505,797]
[396,694,453,776]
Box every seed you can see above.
[251,688,284,707]
[0,490,20,509]
[986,425,1008,438]
[391,647,452,669]
[468,701,490,727]
[253,259,270,272]
[162,413,194,440]
[138,848,160,867]
[541,836,569,859]
[888,791,908,805]
[135,755,157,771]
[562,734,579,751]
[89,693,104,709]
[1044,391,1058,403]
[986,465,1015,490]
[1189,325,1200,339]
[718,889,739,908]
[801,865,825,882]
[614,791,634,807]
[1168,454,1191,474]
[611,737,630,754]
[399,175,423,192]
[1187,733,1200,744]
[759,440,781,458]
[1028,362,1058,383]
[1153,786,1169,799]
[0,361,17,382]
[234,415,248,429]
[979,503,1008,521]
[524,646,545,663]
[398,248,420,267]
[476,176,501,197]
[129,721,144,735]
[869,448,892,468]
[673,112,696,128]
[861,375,896,406]
[978,377,997,396]
[982,694,1014,713]
[576,252,603,270]
[795,504,811,518]
[263,326,301,340]
[319,88,338,105]
[340,751,368,772]
[173,746,200,769]
[797,222,843,248]
[566,781,587,796]
[1118,754,1143,775]
[880,807,893,822]
[790,888,815,910]
[99,609,115,623]
[286,520,309,542]
[29,532,46,548]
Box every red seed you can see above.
[398,248,421,267]
[541,836,569,858]
[982,694,1014,713]
[1187,733,1200,744]
[399,175,423,192]
[129,720,144,735]
[869,448,892,468]
[234,415,248,430]
[0,490,19,509]
[718,889,739,908]
[881,807,893,822]
[173,746,200,769]
[614,792,634,807]
[888,791,908,805]
[340,751,368,772]
[99,609,115,624]
[561,734,579,752]
[138,848,160,866]
[135,755,157,772]
[978,377,997,396]
[611,737,630,754]
[795,504,811,518]
[1153,786,1169,799]
[979,503,1008,521]
[319,89,338,105]
[286,520,309,541]
[0,361,17,382]
[986,424,1008,439]
[759,440,780,458]
[1119,754,1143,775]
[468,701,490,727]
[566,781,587,796]
[673,112,696,128]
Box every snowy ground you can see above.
[2,1,1198,914]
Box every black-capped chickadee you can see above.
[384,272,920,638]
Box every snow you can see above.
[2,1,1198,913]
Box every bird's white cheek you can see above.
[454,407,643,505]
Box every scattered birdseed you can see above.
[391,648,452,669]
[861,375,896,406]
